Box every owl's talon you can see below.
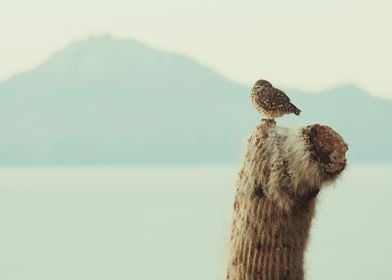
[261,118,276,127]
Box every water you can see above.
[0,164,390,279]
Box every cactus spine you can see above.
[226,120,348,280]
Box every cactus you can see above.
[226,120,348,280]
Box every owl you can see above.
[251,79,301,120]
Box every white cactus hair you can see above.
[226,120,348,280]
[247,123,346,212]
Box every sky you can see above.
[1,0,391,99]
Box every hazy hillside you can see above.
[286,85,392,162]
[0,35,390,164]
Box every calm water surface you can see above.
[0,164,390,280]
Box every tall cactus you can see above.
[226,120,348,280]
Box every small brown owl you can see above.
[251,79,301,120]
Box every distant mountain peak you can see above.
[71,34,146,48]
[0,35,390,164]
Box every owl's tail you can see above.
[290,103,301,116]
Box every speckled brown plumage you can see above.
[251,80,301,120]
[226,121,347,280]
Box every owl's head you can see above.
[252,79,272,92]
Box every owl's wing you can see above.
[270,87,290,109]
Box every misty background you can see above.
[1,35,392,164]
[1,0,391,279]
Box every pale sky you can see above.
[1,0,391,99]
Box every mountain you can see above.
[0,35,390,164]
[285,85,392,162]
